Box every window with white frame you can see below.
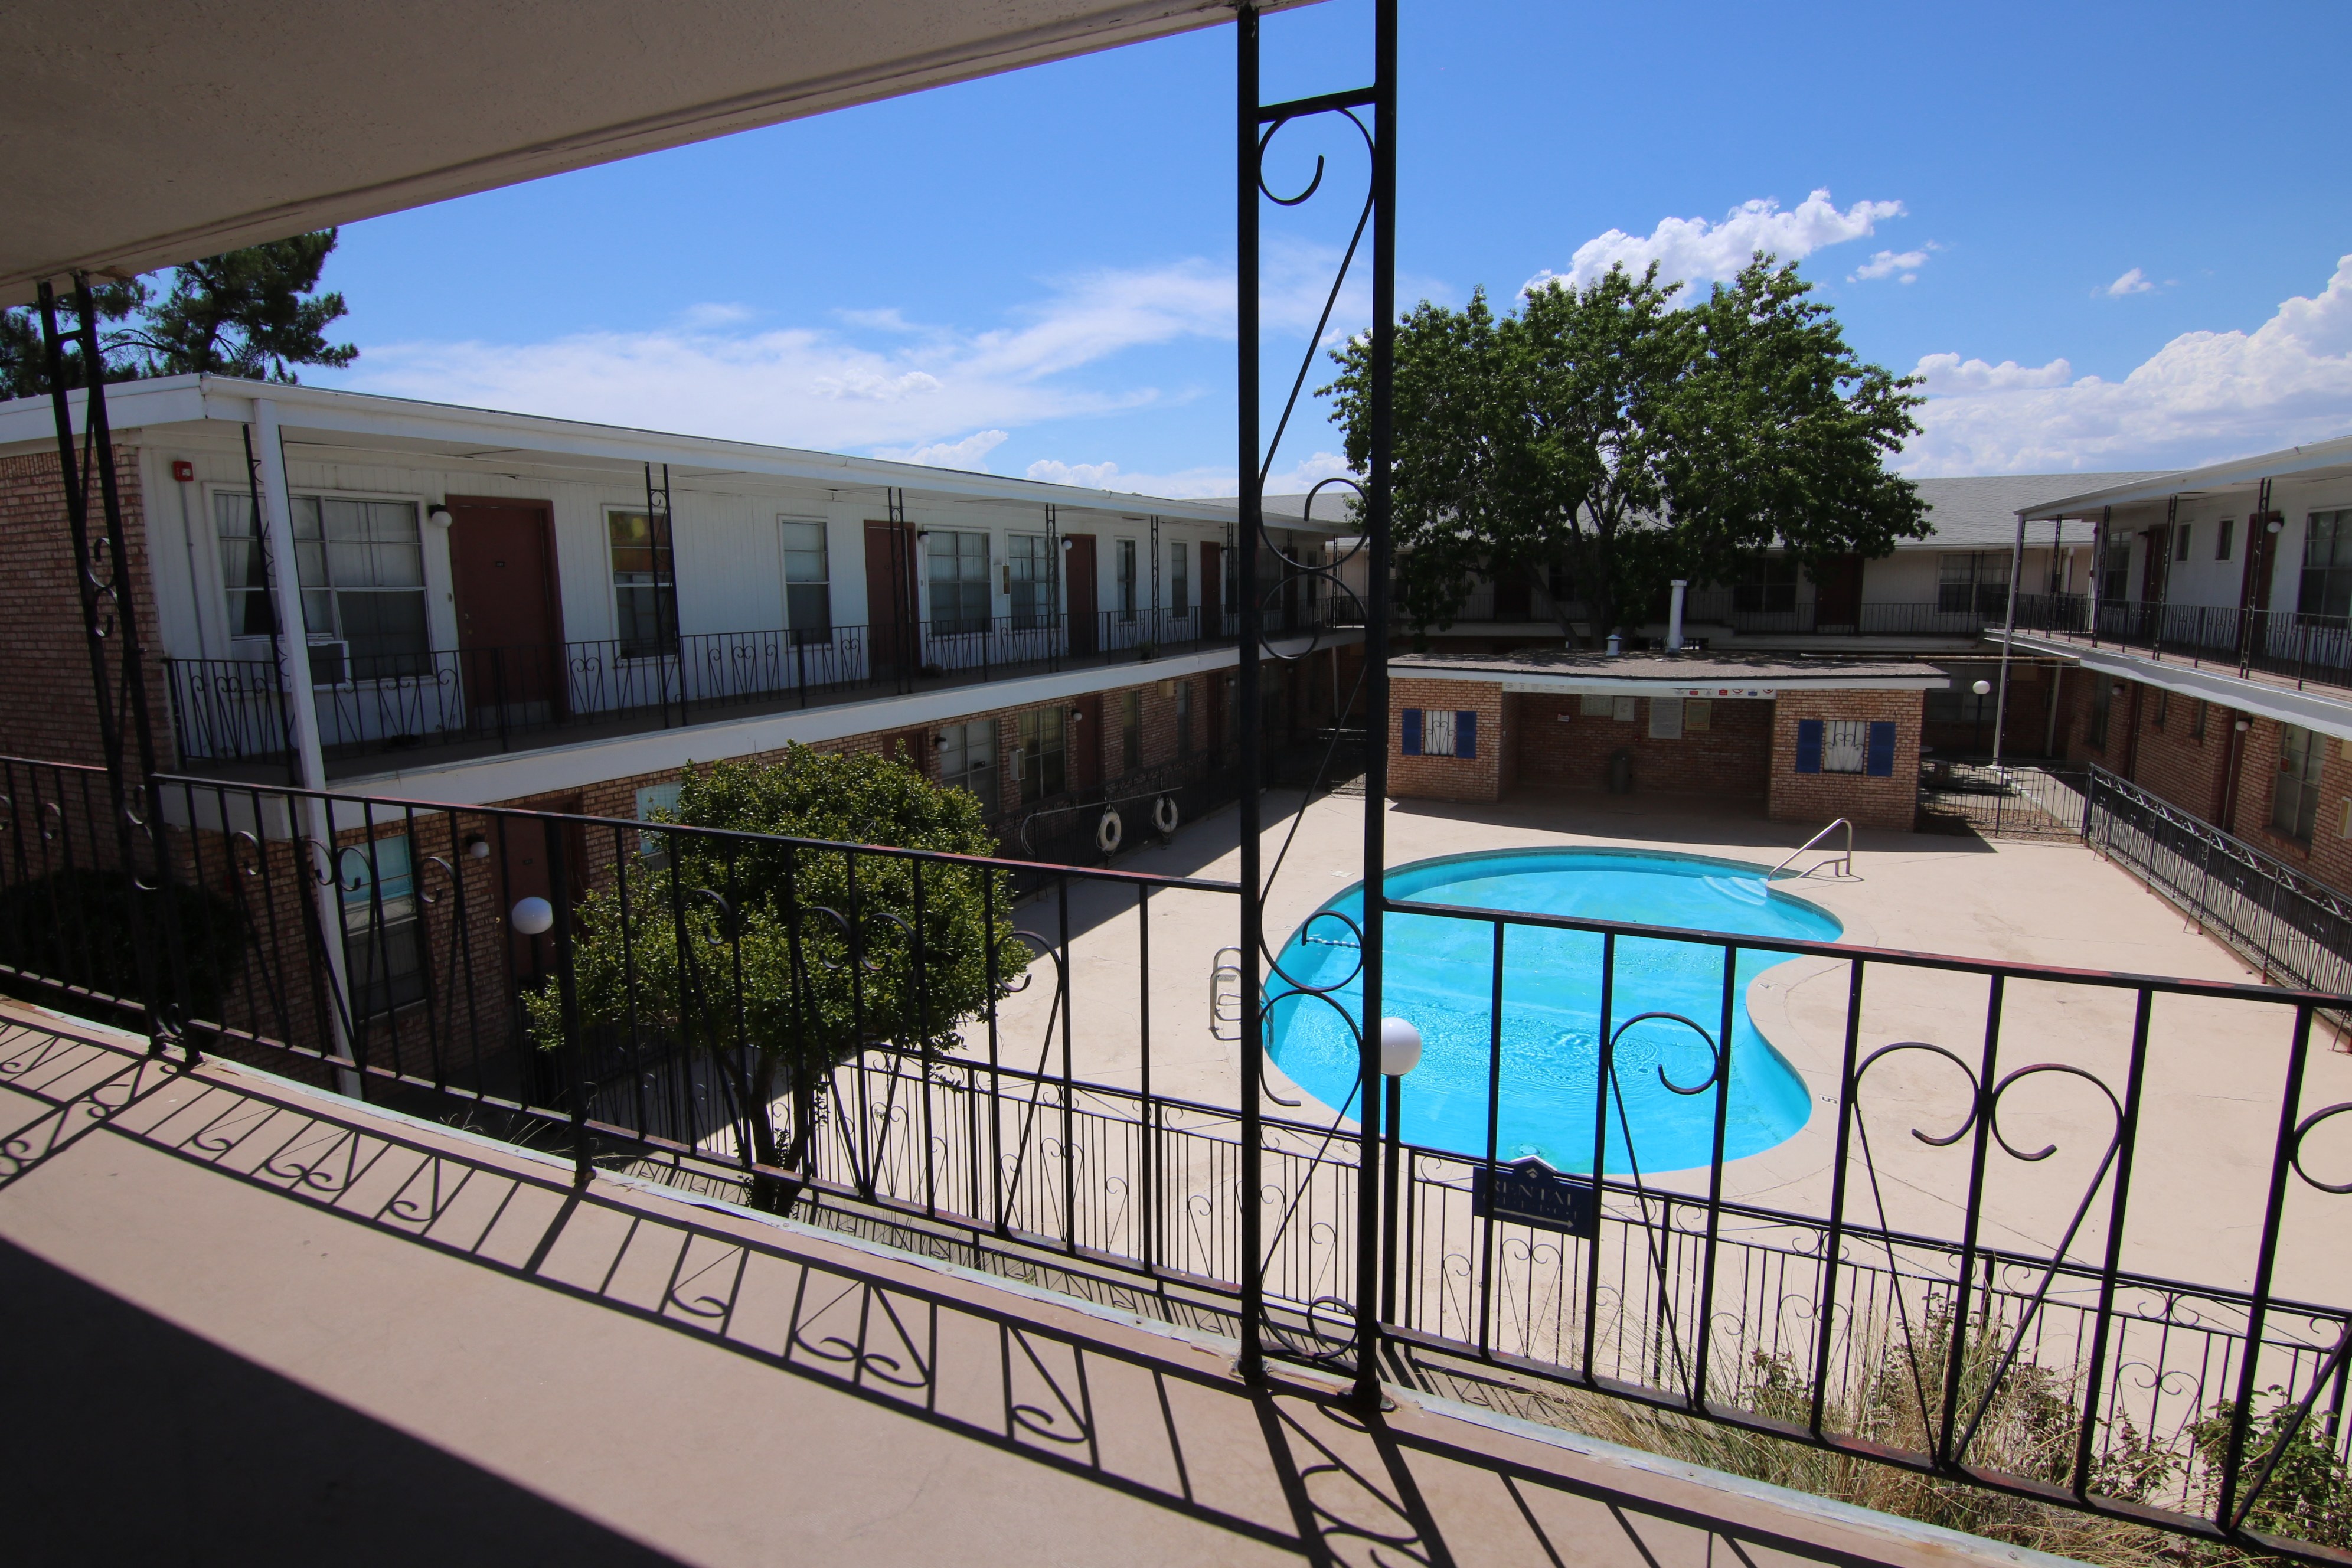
[1821,718,1870,773]
[1169,541,1190,617]
[937,719,998,816]
[1008,534,1053,629]
[1938,552,2011,616]
[635,781,682,863]
[928,529,991,634]
[2275,724,2324,842]
[2299,511,2352,623]
[779,518,831,641]
[217,491,428,677]
[606,508,679,659]
[1116,538,1138,621]
[339,834,426,1016]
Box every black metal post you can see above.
[1234,2,1268,1384]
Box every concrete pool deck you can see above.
[977,788,2352,1310]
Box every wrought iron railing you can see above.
[2084,763,2352,999]
[161,605,1315,774]
[4,753,2345,1564]
[2010,594,2352,695]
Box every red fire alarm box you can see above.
[171,460,195,482]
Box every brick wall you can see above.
[1767,690,1924,832]
[1512,693,1771,799]
[2231,716,2352,890]
[1387,677,1505,802]
[0,449,174,770]
[2122,687,2233,822]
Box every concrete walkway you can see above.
[2,1002,2093,1568]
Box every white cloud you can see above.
[876,429,1008,471]
[1015,449,1358,502]
[1901,254,2352,475]
[341,245,1367,459]
[2106,267,2157,298]
[1525,189,1905,296]
[1851,248,1932,284]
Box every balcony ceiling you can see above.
[4,0,1305,305]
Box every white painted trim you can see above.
[2008,633,2352,744]
[328,630,1361,805]
[1423,672,1949,695]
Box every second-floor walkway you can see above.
[1,1001,2106,1568]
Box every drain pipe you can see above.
[1665,579,1687,652]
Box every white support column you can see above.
[1665,579,1687,652]
[254,397,358,1090]
[1991,510,2024,771]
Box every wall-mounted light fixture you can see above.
[2235,718,2252,733]
[1068,707,1085,724]
[427,508,454,531]
[916,528,931,540]
[1060,537,1074,551]
[463,834,491,860]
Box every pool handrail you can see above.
[1768,818,1853,887]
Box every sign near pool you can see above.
[1471,1156,1598,1237]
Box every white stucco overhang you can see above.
[2017,432,2352,521]
[2005,632,2352,746]
[1394,654,1950,699]
[0,375,1350,531]
[5,0,1318,303]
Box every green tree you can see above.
[1324,254,1929,644]
[526,746,1028,1207]
[1,229,355,398]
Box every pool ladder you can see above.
[1767,818,1853,890]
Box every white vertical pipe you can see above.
[254,397,358,1091]
[1665,579,1687,652]
[1991,510,2024,771]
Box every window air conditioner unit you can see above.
[306,639,351,688]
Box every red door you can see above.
[864,521,918,672]
[1814,553,1864,629]
[447,498,563,724]
[1064,534,1099,655]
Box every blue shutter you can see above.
[1865,720,1896,777]
[1794,718,1823,774]
[1402,708,1422,756]
[1456,710,1477,759]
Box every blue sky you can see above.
[312,0,2352,493]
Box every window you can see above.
[1400,708,1477,759]
[927,530,991,634]
[2152,687,2169,729]
[938,720,998,816]
[1121,690,1143,773]
[1733,557,1800,615]
[2089,678,2113,749]
[2191,699,2207,742]
[634,782,681,864]
[2274,724,2324,842]
[607,508,679,659]
[2216,518,2235,563]
[339,835,425,1017]
[1939,552,2013,616]
[2175,525,2192,563]
[2101,532,2134,600]
[1169,541,1190,616]
[2299,511,2352,623]
[1008,535,1054,629]
[1116,538,1138,621]
[779,519,831,641]
[1793,718,1894,776]
[217,491,429,676]
[1177,679,1194,757]
[1012,706,1066,805]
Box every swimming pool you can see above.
[1264,849,1842,1174]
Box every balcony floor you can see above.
[2,1001,2079,1568]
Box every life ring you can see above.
[1095,807,1123,854]
[1151,795,1180,837]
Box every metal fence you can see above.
[1917,761,2090,841]
[4,754,2346,1564]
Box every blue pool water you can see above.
[1265,850,1842,1174]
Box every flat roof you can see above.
[1393,649,1951,694]
[4,0,1317,303]
[0,374,1358,527]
